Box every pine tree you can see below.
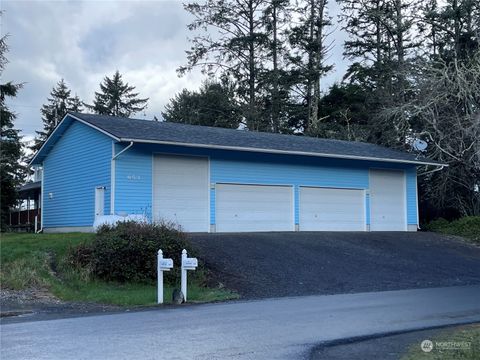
[163,79,241,129]
[31,79,82,153]
[86,70,148,117]
[337,0,420,146]
[180,0,269,131]
[288,0,333,134]
[0,35,26,230]
[260,0,291,133]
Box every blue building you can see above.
[30,113,444,233]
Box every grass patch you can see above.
[0,232,238,306]
[425,217,480,245]
[401,324,480,360]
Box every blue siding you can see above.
[366,193,371,225]
[406,167,418,225]
[43,121,111,228]
[114,143,152,219]
[113,143,418,228]
[210,155,369,225]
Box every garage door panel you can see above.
[300,187,365,231]
[153,155,209,232]
[216,184,293,232]
[370,169,406,231]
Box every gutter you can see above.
[118,137,446,167]
[112,141,134,160]
[110,141,133,215]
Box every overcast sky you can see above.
[2,0,350,141]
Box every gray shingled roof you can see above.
[70,112,443,166]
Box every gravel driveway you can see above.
[189,232,480,299]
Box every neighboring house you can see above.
[30,112,445,233]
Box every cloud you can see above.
[2,0,350,138]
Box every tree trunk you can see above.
[311,0,327,133]
[305,0,316,132]
[248,0,256,130]
[271,1,280,133]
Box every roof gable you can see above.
[29,114,118,165]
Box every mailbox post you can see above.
[181,249,198,302]
[157,249,173,304]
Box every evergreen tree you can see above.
[421,0,479,61]
[288,0,333,134]
[86,70,148,117]
[31,79,82,153]
[337,0,420,146]
[0,35,25,231]
[163,79,241,129]
[180,0,269,131]
[316,83,370,141]
[260,0,291,133]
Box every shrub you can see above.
[425,216,480,244]
[67,221,193,283]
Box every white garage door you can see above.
[299,187,366,231]
[216,184,294,232]
[369,169,406,231]
[153,155,209,232]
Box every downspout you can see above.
[112,141,134,161]
[111,142,134,215]
[36,164,44,233]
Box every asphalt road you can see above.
[2,285,480,360]
[189,232,480,298]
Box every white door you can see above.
[216,184,294,232]
[369,169,406,231]
[299,187,366,231]
[153,155,209,232]
[95,186,105,218]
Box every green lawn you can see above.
[0,232,238,306]
[401,324,480,360]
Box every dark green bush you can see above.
[425,216,480,244]
[67,221,192,283]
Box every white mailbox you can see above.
[159,258,173,270]
[182,258,198,269]
[181,249,198,302]
[157,249,174,304]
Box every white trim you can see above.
[40,162,44,230]
[30,113,447,168]
[29,113,120,166]
[299,184,366,191]
[207,156,211,232]
[120,137,446,167]
[216,181,297,187]
[415,171,420,229]
[364,189,368,232]
[110,141,115,215]
[292,185,296,231]
[112,141,133,160]
[151,153,154,223]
